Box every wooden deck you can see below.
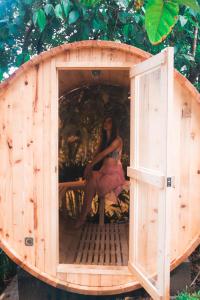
[59,214,129,266]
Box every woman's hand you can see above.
[84,163,93,180]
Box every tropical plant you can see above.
[59,84,130,172]
[176,290,200,300]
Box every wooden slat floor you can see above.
[59,214,129,266]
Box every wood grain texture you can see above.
[0,41,199,295]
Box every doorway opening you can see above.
[58,69,130,266]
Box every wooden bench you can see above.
[59,180,130,226]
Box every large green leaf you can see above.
[145,0,179,44]
[33,9,46,32]
[44,4,54,16]
[62,0,72,17]
[68,10,80,24]
[174,0,200,12]
[55,4,64,20]
[118,0,131,8]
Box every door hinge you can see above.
[167,176,175,188]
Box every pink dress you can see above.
[94,149,126,197]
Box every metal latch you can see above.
[167,176,175,188]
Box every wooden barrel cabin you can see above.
[0,40,199,299]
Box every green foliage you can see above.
[44,4,54,16]
[55,4,64,20]
[144,0,199,44]
[60,187,130,223]
[175,0,200,12]
[176,290,200,300]
[68,10,80,24]
[33,8,46,32]
[79,0,101,7]
[59,84,130,168]
[62,0,72,17]
[145,0,179,44]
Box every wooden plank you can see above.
[100,274,135,288]
[156,47,174,297]
[67,235,80,264]
[99,225,105,265]
[0,88,13,243]
[0,90,5,238]
[12,79,25,256]
[127,167,165,189]
[130,50,166,78]
[49,57,59,275]
[105,224,110,265]
[57,264,131,275]
[81,223,93,264]
[55,62,131,70]
[42,61,52,274]
[75,223,89,264]
[115,224,122,266]
[119,224,129,266]
[110,224,116,265]
[59,180,85,189]
[33,63,45,271]
[22,71,35,266]
[87,224,97,264]
[93,224,101,264]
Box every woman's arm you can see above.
[90,137,121,167]
[93,136,102,157]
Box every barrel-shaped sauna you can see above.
[0,40,199,299]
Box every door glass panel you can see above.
[129,48,173,300]
[135,180,160,288]
[132,66,168,293]
[138,68,166,172]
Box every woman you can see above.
[75,116,125,228]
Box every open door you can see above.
[127,47,174,300]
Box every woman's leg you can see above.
[75,171,99,227]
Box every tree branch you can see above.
[21,22,34,64]
[192,24,198,58]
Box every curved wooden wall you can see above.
[0,41,199,295]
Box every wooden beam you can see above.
[130,50,167,78]
[127,167,165,189]
[57,264,131,275]
[55,62,131,70]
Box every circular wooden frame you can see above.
[0,40,199,295]
[0,40,199,101]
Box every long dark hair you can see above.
[99,116,118,151]
[93,116,119,170]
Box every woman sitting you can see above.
[75,115,125,228]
